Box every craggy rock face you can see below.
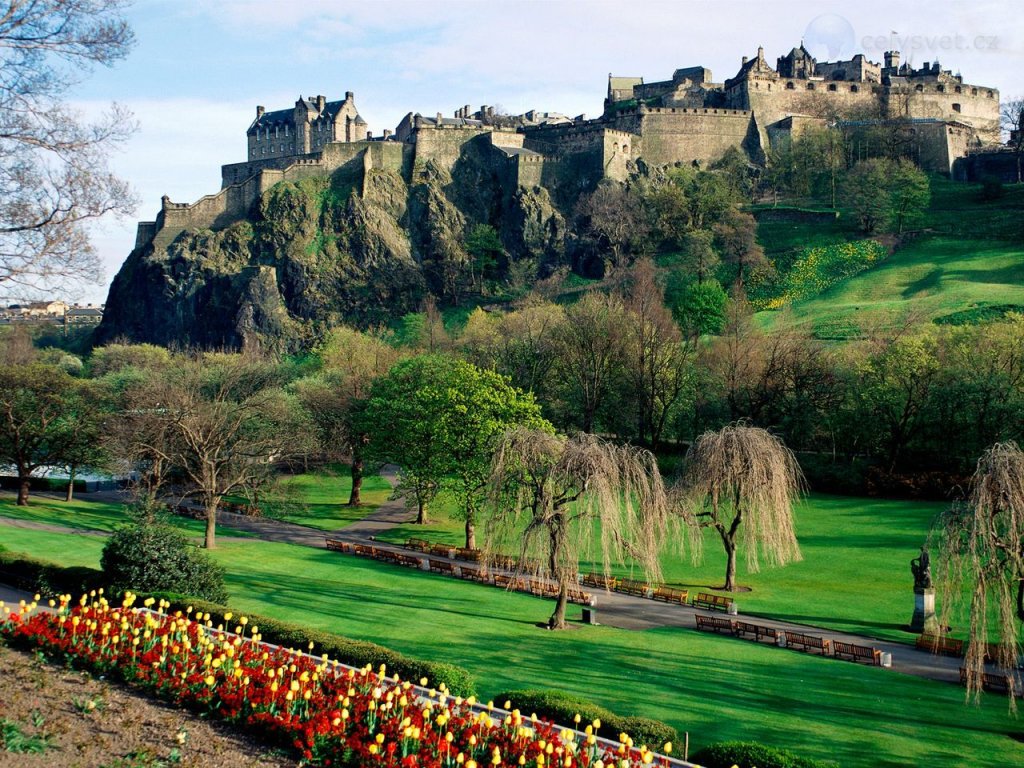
[99,166,566,352]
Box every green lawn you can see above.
[258,466,393,530]
[1,523,1020,768]
[755,179,1024,337]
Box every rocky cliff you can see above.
[99,163,567,352]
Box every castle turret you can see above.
[884,50,900,70]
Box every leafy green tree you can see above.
[465,224,505,291]
[574,182,649,275]
[889,159,931,234]
[0,363,80,505]
[842,158,930,234]
[57,379,112,502]
[363,354,549,546]
[673,280,728,338]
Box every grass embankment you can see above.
[756,179,1024,337]
[257,465,393,530]
[0,522,1020,768]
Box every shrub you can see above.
[492,689,676,749]
[101,518,228,603]
[0,550,103,595]
[144,593,476,697]
[691,740,838,768]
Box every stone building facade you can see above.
[132,45,1002,254]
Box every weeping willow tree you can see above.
[678,424,804,591]
[934,442,1024,701]
[485,428,679,629]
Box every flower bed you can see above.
[0,592,681,768]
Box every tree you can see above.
[574,182,649,275]
[0,362,81,504]
[363,354,548,546]
[1001,98,1024,184]
[57,378,111,501]
[465,223,505,292]
[841,158,930,234]
[672,279,728,338]
[0,0,137,297]
[934,443,1024,701]
[553,292,627,433]
[120,354,309,549]
[678,424,804,591]
[714,208,765,292]
[485,428,675,629]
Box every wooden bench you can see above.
[457,564,487,581]
[405,538,430,552]
[394,553,422,568]
[960,667,1017,695]
[916,634,964,657]
[353,544,374,557]
[833,640,882,665]
[581,573,618,590]
[567,588,594,605]
[615,579,650,597]
[454,547,482,562]
[325,539,351,553]
[428,559,454,576]
[430,544,453,558]
[784,630,831,655]
[733,620,777,643]
[692,592,734,612]
[695,615,735,634]
[652,586,688,605]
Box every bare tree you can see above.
[0,0,137,297]
[934,442,1024,702]
[677,424,804,591]
[1001,97,1024,184]
[485,428,678,629]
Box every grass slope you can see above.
[757,179,1024,336]
[0,523,1020,768]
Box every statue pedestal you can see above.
[910,587,938,634]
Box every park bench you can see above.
[454,547,482,562]
[916,634,964,657]
[615,579,650,597]
[430,544,453,558]
[457,564,488,581]
[784,630,831,655]
[428,559,454,576]
[488,555,518,570]
[652,586,689,605]
[405,538,430,552]
[567,587,595,605]
[353,544,374,557]
[581,573,618,590]
[695,614,735,634]
[833,641,882,665]
[959,667,1018,695]
[692,592,734,612]
[325,539,351,553]
[529,579,560,598]
[732,620,777,643]
[394,553,421,568]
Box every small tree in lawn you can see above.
[486,428,678,629]
[678,424,804,591]
[933,442,1024,702]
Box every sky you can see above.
[69,0,1023,305]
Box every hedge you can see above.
[0,549,475,697]
[691,741,839,768]
[143,592,476,697]
[493,688,677,750]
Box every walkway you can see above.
[0,486,982,687]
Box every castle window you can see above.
[937,85,945,93]
[850,85,859,93]
[955,86,962,94]
[806,83,815,90]
[987,90,994,98]
[972,88,978,95]
[952,103,961,113]
[786,81,795,90]
[915,84,924,92]
[828,83,837,92]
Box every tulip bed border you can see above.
[0,591,693,768]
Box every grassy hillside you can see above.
[756,179,1024,338]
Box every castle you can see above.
[135,44,1001,253]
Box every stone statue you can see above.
[910,546,932,590]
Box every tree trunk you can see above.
[204,498,218,549]
[17,475,30,506]
[65,466,75,502]
[347,453,363,506]
[723,538,738,591]
[416,498,428,525]
[465,515,476,550]
[549,586,569,630]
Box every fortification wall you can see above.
[897,85,999,142]
[620,107,756,166]
[412,125,492,174]
[743,83,883,124]
[602,129,635,181]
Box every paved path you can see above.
[0,481,983,686]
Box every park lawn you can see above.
[0,494,255,540]
[2,524,1016,768]
[374,494,467,547]
[258,465,393,531]
[373,493,944,644]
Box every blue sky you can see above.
[74,0,1022,304]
